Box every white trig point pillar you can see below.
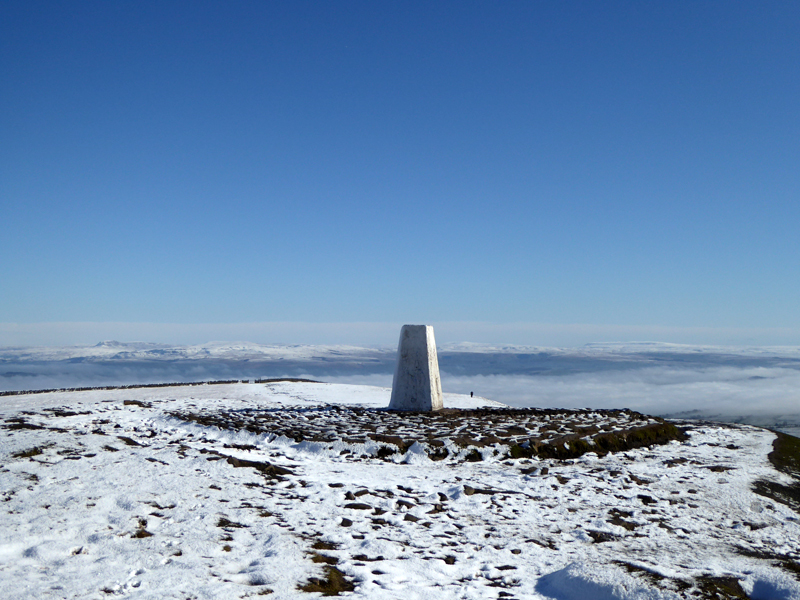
[389,325,443,411]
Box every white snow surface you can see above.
[1,381,799,599]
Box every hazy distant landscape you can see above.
[3,341,799,437]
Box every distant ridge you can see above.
[0,378,320,397]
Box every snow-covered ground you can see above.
[2,381,799,599]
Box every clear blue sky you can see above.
[2,1,799,345]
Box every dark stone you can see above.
[587,530,620,543]
[225,455,292,478]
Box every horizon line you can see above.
[2,321,800,348]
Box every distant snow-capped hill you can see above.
[0,341,394,362]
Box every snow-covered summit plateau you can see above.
[2,381,800,599]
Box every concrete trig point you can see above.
[388,324,443,411]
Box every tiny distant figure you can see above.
[470,391,473,398]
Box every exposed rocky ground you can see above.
[171,404,684,462]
